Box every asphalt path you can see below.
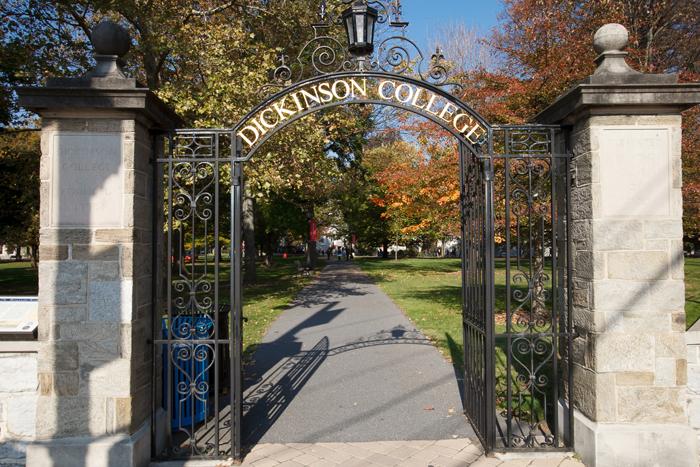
[242,261,475,445]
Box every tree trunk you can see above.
[30,244,38,269]
[243,187,256,283]
[382,241,389,259]
[15,245,21,262]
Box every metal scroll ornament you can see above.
[259,0,459,95]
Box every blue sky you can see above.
[397,0,504,51]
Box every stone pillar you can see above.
[16,21,181,467]
[537,24,700,467]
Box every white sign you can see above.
[51,133,124,227]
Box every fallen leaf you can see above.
[423,405,434,411]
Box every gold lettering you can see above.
[439,102,458,123]
[423,93,440,116]
[378,80,396,100]
[251,118,268,136]
[395,83,414,104]
[291,92,304,112]
[411,87,426,108]
[332,79,351,100]
[349,78,368,98]
[465,124,487,144]
[273,96,296,121]
[318,82,334,103]
[453,113,475,133]
[237,126,260,147]
[259,108,278,129]
[300,87,321,107]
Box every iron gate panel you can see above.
[490,126,573,450]
[153,130,243,460]
[460,143,496,450]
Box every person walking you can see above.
[327,247,332,261]
[336,247,342,261]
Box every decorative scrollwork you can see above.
[258,0,461,95]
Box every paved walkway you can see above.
[152,262,584,466]
[242,262,472,444]
[153,439,582,466]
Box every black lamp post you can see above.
[342,1,378,57]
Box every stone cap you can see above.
[16,18,184,130]
[17,86,183,130]
[536,82,700,124]
[536,23,700,124]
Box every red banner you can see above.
[309,219,317,242]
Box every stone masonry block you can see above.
[615,372,655,386]
[607,251,669,281]
[39,244,68,261]
[594,333,654,372]
[35,395,106,437]
[88,281,133,323]
[617,387,686,423]
[677,359,687,385]
[40,228,92,245]
[88,261,121,282]
[6,394,37,438]
[37,341,79,372]
[656,332,687,358]
[79,359,131,398]
[53,371,79,396]
[0,354,37,393]
[38,261,87,306]
[94,228,134,243]
[72,244,120,261]
[592,280,649,311]
[592,220,644,250]
[647,280,685,311]
[60,322,119,342]
[644,219,683,239]
[654,357,677,386]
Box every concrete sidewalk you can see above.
[242,262,472,444]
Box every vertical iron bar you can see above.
[550,129,559,447]
[459,143,468,413]
[231,144,243,460]
[214,133,220,454]
[566,137,575,448]
[484,134,497,451]
[504,129,512,448]
[165,133,174,454]
[151,133,162,458]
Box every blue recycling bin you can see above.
[162,316,214,430]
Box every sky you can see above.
[398,0,504,52]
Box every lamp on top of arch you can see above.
[342,0,378,57]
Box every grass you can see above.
[686,258,700,328]
[0,261,38,295]
[357,256,700,422]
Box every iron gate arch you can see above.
[152,1,574,461]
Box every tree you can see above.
[0,130,40,266]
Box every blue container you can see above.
[162,316,214,430]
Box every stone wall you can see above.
[34,114,153,441]
[0,351,38,466]
[687,323,700,455]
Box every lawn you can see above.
[0,261,38,295]
[0,257,320,357]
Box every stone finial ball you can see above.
[593,23,629,54]
[90,20,131,57]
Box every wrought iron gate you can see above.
[460,142,496,449]
[153,131,243,460]
[460,127,573,452]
